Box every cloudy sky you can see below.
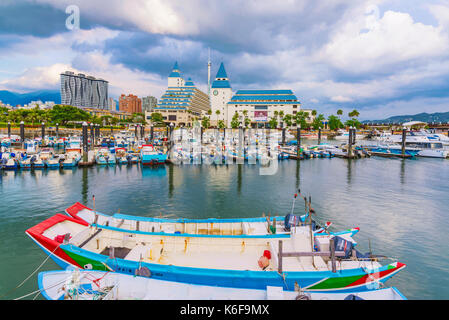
[0,0,448,120]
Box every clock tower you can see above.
[210,62,232,126]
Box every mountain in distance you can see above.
[363,111,449,124]
[0,90,60,106]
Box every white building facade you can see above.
[210,63,301,128]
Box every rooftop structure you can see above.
[60,71,108,109]
[155,63,210,126]
[210,62,301,128]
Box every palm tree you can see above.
[337,109,343,117]
[348,109,360,118]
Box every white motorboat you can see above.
[38,268,406,300]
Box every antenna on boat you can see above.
[290,192,298,215]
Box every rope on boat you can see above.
[0,244,61,299]
[277,271,289,291]
[13,276,69,300]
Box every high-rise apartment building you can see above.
[119,94,142,113]
[108,97,116,111]
[60,71,108,109]
[142,96,157,113]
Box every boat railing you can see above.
[277,239,346,273]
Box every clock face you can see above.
[213,90,218,96]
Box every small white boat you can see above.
[38,268,406,300]
[62,149,82,168]
[334,130,366,141]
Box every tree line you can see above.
[0,105,146,127]
[148,108,362,130]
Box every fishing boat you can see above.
[55,138,66,149]
[129,153,139,164]
[67,136,82,149]
[18,155,32,169]
[31,154,45,169]
[115,148,129,165]
[63,201,359,241]
[62,149,82,168]
[26,213,405,293]
[39,148,60,169]
[140,144,167,165]
[96,148,116,165]
[38,268,406,300]
[1,152,18,170]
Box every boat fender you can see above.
[54,233,71,243]
[258,250,271,270]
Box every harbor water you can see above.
[1,156,449,299]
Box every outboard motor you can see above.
[333,236,370,259]
[284,213,302,231]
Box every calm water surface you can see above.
[1,155,448,300]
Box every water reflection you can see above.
[82,167,88,203]
[237,164,242,194]
[400,159,405,185]
[2,159,449,299]
[295,159,300,189]
[347,159,353,185]
[168,164,174,198]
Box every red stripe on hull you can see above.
[347,263,406,287]
[26,214,88,268]
[65,202,92,220]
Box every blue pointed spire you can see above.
[169,61,181,78]
[211,62,231,88]
[216,62,228,79]
[185,77,195,86]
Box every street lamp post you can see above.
[90,123,94,149]
[20,121,25,146]
[170,122,174,150]
[348,126,354,158]
[401,126,407,156]
[41,122,45,146]
[81,122,88,162]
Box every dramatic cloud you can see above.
[0,0,448,119]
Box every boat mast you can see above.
[207,48,211,98]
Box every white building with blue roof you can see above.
[151,62,210,126]
[210,62,233,126]
[210,62,301,127]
